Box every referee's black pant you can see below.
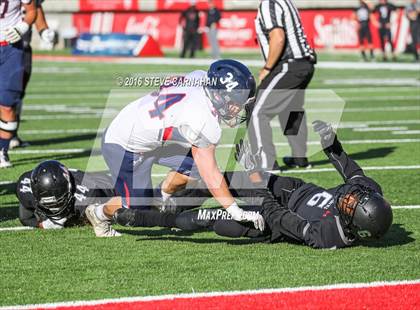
[248,59,315,170]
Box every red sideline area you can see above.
[23,282,420,310]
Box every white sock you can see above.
[161,190,172,202]
[94,204,109,221]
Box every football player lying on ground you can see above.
[16,160,118,231]
[113,121,393,249]
[85,59,266,237]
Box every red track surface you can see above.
[29,282,420,310]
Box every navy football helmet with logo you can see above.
[30,160,75,218]
[205,59,256,127]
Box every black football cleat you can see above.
[283,156,312,169]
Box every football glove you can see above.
[40,28,55,45]
[40,217,67,229]
[312,120,336,149]
[226,203,265,231]
[3,22,29,44]
[234,139,261,173]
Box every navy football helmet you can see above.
[205,59,256,127]
[31,160,75,218]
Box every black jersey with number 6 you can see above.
[16,169,115,228]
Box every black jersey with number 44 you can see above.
[16,169,115,228]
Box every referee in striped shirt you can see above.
[248,0,316,171]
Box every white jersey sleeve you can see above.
[0,0,30,41]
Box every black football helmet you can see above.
[336,184,393,240]
[30,160,75,218]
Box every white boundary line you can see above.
[1,279,419,310]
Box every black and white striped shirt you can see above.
[256,0,315,64]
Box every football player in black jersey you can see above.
[16,160,118,234]
[373,0,397,61]
[354,0,375,61]
[124,120,393,249]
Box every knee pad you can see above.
[0,119,18,133]
[175,209,214,231]
[113,208,136,227]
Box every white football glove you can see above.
[226,203,265,231]
[40,28,55,44]
[234,139,261,173]
[3,22,29,44]
[40,217,67,229]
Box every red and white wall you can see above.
[72,9,412,52]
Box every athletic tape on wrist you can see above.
[0,119,18,132]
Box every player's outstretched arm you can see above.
[313,120,364,181]
[191,145,265,231]
[18,204,38,228]
[35,4,55,47]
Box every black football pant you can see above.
[181,32,197,58]
[247,60,315,170]
[379,27,394,53]
[410,22,419,60]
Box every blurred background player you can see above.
[179,2,200,58]
[406,0,420,62]
[373,0,397,61]
[10,0,56,149]
[354,0,375,61]
[205,0,221,59]
[249,0,316,171]
[0,0,36,168]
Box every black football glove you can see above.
[234,139,261,173]
[312,120,336,149]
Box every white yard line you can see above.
[353,127,408,132]
[34,56,420,71]
[306,106,419,113]
[9,149,88,155]
[393,130,420,135]
[7,139,420,155]
[19,129,104,135]
[324,78,420,86]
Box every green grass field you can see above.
[0,51,419,307]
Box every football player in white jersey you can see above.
[0,0,36,168]
[86,60,265,237]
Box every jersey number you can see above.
[307,192,333,209]
[0,0,8,19]
[149,93,186,120]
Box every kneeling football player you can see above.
[86,59,266,236]
[16,160,119,234]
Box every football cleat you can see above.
[283,157,312,169]
[0,149,12,168]
[85,205,121,237]
[9,137,30,149]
